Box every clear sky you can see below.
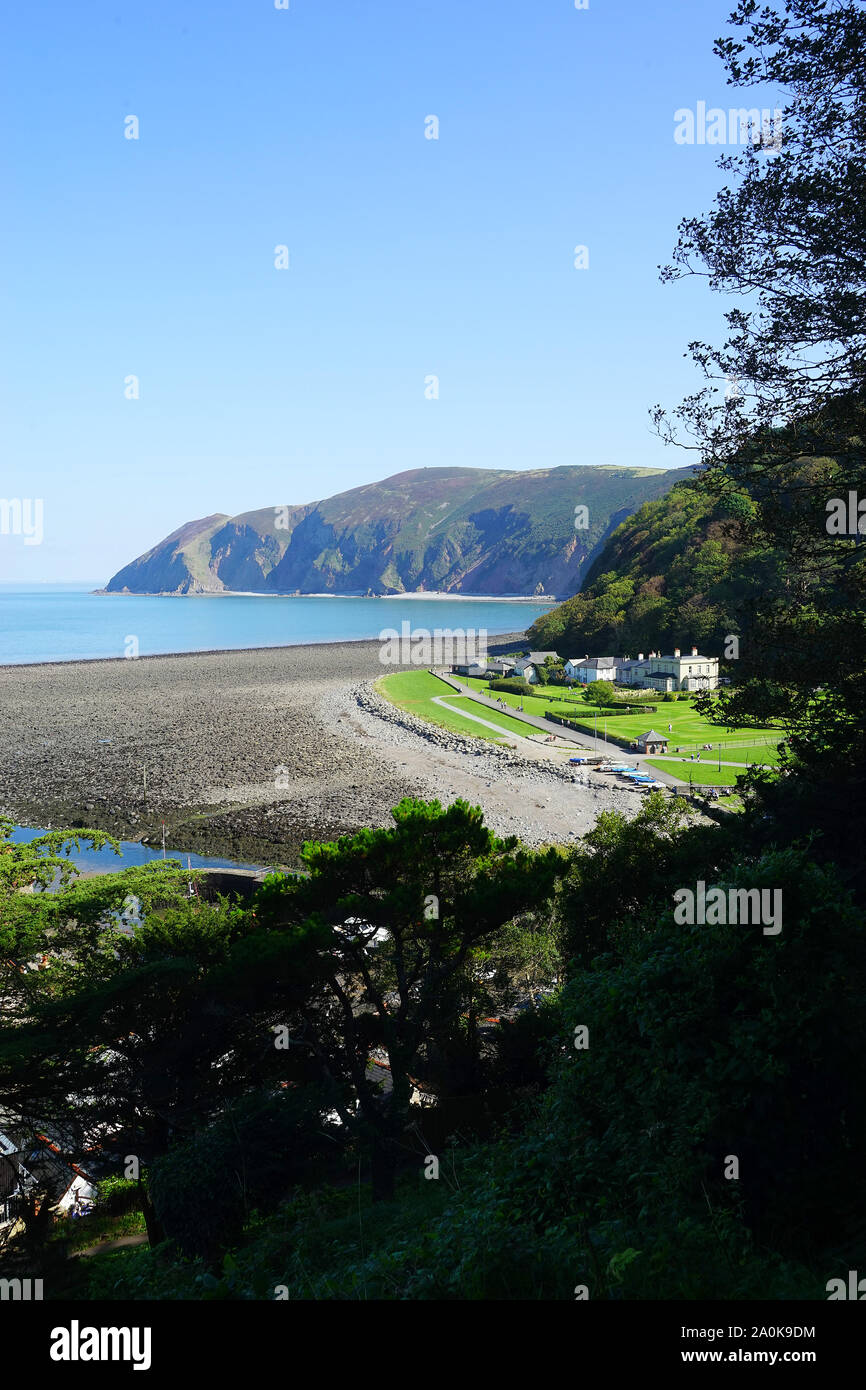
[0,0,780,581]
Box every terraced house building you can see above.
[642,647,719,692]
[614,647,720,691]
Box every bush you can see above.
[662,691,677,701]
[551,844,866,1267]
[489,678,533,695]
[96,1175,144,1216]
[589,679,617,706]
[148,1088,342,1262]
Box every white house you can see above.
[615,655,650,686]
[512,659,537,684]
[565,656,617,684]
[644,647,719,692]
[612,646,719,691]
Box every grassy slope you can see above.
[443,695,546,739]
[461,678,780,753]
[644,759,747,787]
[377,671,507,742]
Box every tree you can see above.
[652,0,866,877]
[588,680,617,707]
[0,830,267,1247]
[656,0,866,458]
[251,798,563,1200]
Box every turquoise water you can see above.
[0,584,553,666]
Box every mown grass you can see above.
[644,759,747,787]
[441,695,540,739]
[376,671,505,742]
[460,676,781,752]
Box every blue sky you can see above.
[0,0,781,581]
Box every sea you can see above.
[0,583,555,667]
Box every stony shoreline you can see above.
[0,636,643,865]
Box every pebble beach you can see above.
[0,637,644,865]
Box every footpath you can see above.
[433,673,685,790]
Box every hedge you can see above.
[489,678,533,695]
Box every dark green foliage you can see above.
[96,1176,145,1217]
[147,1089,340,1262]
[489,677,533,695]
[549,845,866,1268]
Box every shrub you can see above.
[96,1175,144,1216]
[489,678,533,695]
[148,1088,341,1262]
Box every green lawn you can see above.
[442,695,542,739]
[463,676,780,750]
[460,677,602,720]
[560,704,779,752]
[460,677,553,716]
[645,759,750,787]
[377,671,508,743]
[382,671,782,762]
[711,743,781,765]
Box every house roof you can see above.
[570,657,616,668]
[637,730,667,742]
[527,651,559,663]
[658,652,713,662]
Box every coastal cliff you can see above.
[105,464,690,599]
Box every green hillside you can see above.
[527,479,775,658]
[105,465,689,597]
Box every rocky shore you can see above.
[0,637,643,865]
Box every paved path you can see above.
[433,673,686,789]
[73,1233,150,1258]
[431,696,568,757]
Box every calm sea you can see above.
[0,584,554,666]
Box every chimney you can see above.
[638,653,644,661]
[691,646,698,656]
[673,647,681,658]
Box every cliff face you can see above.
[105,465,690,599]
